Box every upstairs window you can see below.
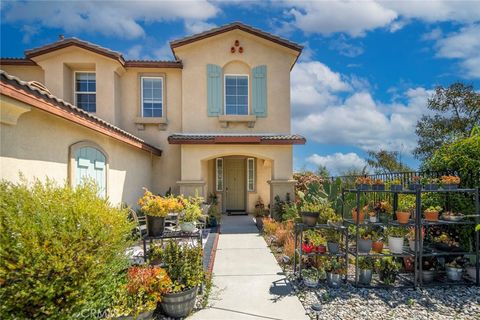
[75,72,96,112]
[141,77,163,117]
[225,75,248,115]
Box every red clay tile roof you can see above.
[168,133,306,145]
[0,70,162,156]
[170,22,303,53]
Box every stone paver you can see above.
[190,215,308,320]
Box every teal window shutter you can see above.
[207,64,222,116]
[252,65,267,117]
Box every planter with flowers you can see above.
[372,179,385,191]
[109,266,172,320]
[441,175,461,190]
[424,205,442,221]
[433,232,462,252]
[396,197,414,224]
[423,177,439,191]
[351,205,367,224]
[389,179,403,191]
[138,189,184,237]
[355,177,373,190]
[160,241,205,318]
[299,202,320,227]
[386,226,408,254]
[374,201,392,223]
[302,268,320,288]
[408,175,422,190]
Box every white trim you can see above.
[140,76,164,118]
[224,73,249,115]
[216,158,224,192]
[74,71,96,113]
[247,157,255,192]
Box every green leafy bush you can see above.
[0,179,134,319]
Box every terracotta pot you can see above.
[372,241,384,253]
[396,211,411,224]
[352,209,365,224]
[424,210,439,221]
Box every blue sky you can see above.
[1,1,479,174]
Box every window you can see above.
[225,75,248,115]
[247,158,255,191]
[216,158,223,191]
[75,72,96,112]
[141,77,163,117]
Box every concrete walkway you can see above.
[190,215,308,320]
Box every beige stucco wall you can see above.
[174,29,297,134]
[0,65,44,83]
[0,101,155,206]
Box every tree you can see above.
[423,126,480,188]
[316,165,330,179]
[414,82,480,160]
[366,150,411,173]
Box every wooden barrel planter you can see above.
[161,286,197,318]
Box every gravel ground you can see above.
[265,235,480,320]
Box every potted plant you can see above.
[407,226,425,252]
[440,175,461,190]
[396,197,413,224]
[358,227,373,253]
[254,197,268,229]
[446,258,464,282]
[109,266,172,320]
[138,189,184,237]
[375,257,401,285]
[325,258,346,287]
[441,211,464,222]
[423,177,439,191]
[306,230,327,253]
[325,229,341,254]
[179,197,202,232]
[385,226,407,254]
[351,205,367,224]
[372,231,384,253]
[372,179,385,191]
[160,242,205,318]
[374,201,392,223]
[424,205,442,221]
[432,232,461,251]
[302,268,320,288]
[355,176,373,190]
[419,258,437,283]
[358,257,375,285]
[389,179,402,191]
[408,175,422,190]
[302,240,314,254]
[299,202,320,227]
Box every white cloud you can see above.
[307,152,367,175]
[2,0,219,39]
[421,28,443,41]
[126,45,143,59]
[282,0,480,37]
[329,35,364,58]
[291,61,351,116]
[184,20,217,34]
[434,24,480,78]
[287,0,397,37]
[291,60,433,153]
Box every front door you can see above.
[225,158,246,212]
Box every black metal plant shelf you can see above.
[341,187,480,288]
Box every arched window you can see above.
[70,142,107,197]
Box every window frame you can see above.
[247,158,255,192]
[140,76,164,118]
[216,158,224,192]
[74,71,96,113]
[224,73,249,116]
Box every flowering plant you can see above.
[441,175,461,185]
[355,177,373,185]
[138,189,184,217]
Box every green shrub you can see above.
[0,179,134,319]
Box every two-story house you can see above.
[0,22,305,213]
